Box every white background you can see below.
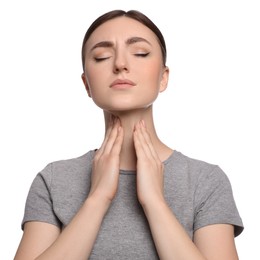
[1,0,259,259]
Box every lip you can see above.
[110,79,136,89]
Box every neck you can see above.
[103,107,173,171]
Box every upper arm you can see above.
[194,224,239,260]
[14,221,61,260]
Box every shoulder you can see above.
[166,150,226,182]
[50,150,95,172]
[174,150,215,168]
[38,150,95,186]
[165,150,234,200]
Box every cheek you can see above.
[143,62,164,89]
[84,73,110,108]
[85,66,98,84]
[85,62,111,85]
[85,68,103,93]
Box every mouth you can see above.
[110,79,136,89]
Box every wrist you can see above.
[141,197,168,215]
[85,195,112,214]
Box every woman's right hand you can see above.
[88,117,124,204]
[14,118,123,260]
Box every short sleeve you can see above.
[21,163,61,230]
[194,166,243,237]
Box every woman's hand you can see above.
[133,120,165,208]
[88,117,124,204]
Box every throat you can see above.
[119,138,137,171]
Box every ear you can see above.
[159,66,169,93]
[81,73,92,97]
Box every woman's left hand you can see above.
[133,120,165,208]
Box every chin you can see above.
[93,97,156,112]
[104,105,153,115]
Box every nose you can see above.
[113,53,129,74]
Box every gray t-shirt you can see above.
[22,150,243,259]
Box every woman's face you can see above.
[82,16,169,112]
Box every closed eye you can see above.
[134,53,150,57]
[94,57,110,62]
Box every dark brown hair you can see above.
[81,10,167,70]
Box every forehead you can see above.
[85,16,159,49]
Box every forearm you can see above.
[36,197,110,260]
[143,200,206,260]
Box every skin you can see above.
[14,17,239,259]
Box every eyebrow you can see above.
[90,37,152,52]
[126,36,151,46]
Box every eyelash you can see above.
[94,57,109,62]
[93,52,150,62]
[135,53,149,57]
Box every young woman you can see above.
[14,10,243,259]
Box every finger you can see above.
[101,118,121,155]
[95,116,118,158]
[134,121,154,159]
[95,122,113,159]
[133,122,150,160]
[140,120,160,161]
[110,126,124,156]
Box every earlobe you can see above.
[81,73,92,97]
[159,66,169,93]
